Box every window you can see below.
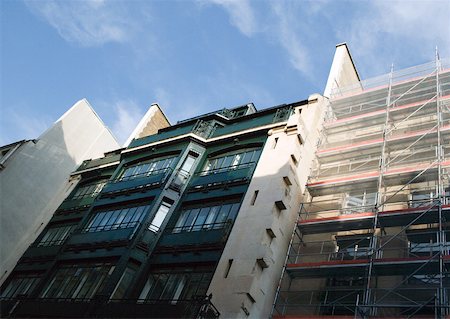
[202,148,262,175]
[37,224,76,247]
[272,137,279,149]
[250,190,259,206]
[40,263,115,299]
[110,266,137,299]
[83,204,150,233]
[148,199,173,232]
[120,156,177,181]
[139,270,212,302]
[172,153,198,187]
[72,181,107,199]
[1,274,40,298]
[173,202,240,233]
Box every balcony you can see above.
[101,168,172,195]
[66,224,140,247]
[157,222,232,250]
[188,163,255,191]
[2,296,220,318]
[58,195,97,211]
[21,245,62,260]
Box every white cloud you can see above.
[25,0,136,46]
[204,0,312,75]
[111,100,144,146]
[202,0,257,37]
[270,2,311,75]
[342,1,450,75]
[1,108,52,145]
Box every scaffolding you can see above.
[273,55,450,318]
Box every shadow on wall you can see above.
[0,101,119,285]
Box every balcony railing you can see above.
[1,295,220,318]
[102,168,172,195]
[189,162,255,190]
[157,222,232,249]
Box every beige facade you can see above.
[207,94,328,318]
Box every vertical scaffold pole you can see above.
[361,64,394,318]
[435,47,446,317]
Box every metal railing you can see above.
[195,162,255,177]
[114,167,172,183]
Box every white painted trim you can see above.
[70,161,121,176]
[122,122,288,154]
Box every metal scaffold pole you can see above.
[360,64,395,318]
[435,47,446,318]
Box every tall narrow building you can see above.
[0,98,326,318]
[0,99,120,287]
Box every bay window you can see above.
[119,156,177,181]
[202,148,261,175]
[173,202,240,233]
[83,204,150,233]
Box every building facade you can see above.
[1,44,449,319]
[273,49,450,317]
[0,96,327,318]
[0,99,120,287]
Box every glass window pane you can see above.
[131,206,145,223]
[104,210,121,229]
[251,149,262,162]
[222,156,233,168]
[215,204,232,227]
[228,203,240,221]
[205,206,219,228]
[111,267,136,299]
[241,151,252,164]
[121,207,135,226]
[193,207,210,231]
[149,203,171,232]
[184,209,199,231]
[232,154,241,167]
[149,274,169,300]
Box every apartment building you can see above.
[0,99,119,287]
[0,93,327,318]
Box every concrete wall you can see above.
[124,103,170,147]
[324,43,361,98]
[207,95,327,318]
[0,99,119,285]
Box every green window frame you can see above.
[173,202,240,233]
[202,148,261,175]
[83,204,151,233]
[119,156,178,181]
[40,262,115,299]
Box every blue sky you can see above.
[1,0,449,145]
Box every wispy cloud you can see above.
[203,0,312,75]
[111,100,144,145]
[270,2,311,75]
[25,0,137,46]
[340,1,450,75]
[1,107,52,145]
[201,0,257,37]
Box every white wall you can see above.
[207,96,327,318]
[0,99,119,285]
